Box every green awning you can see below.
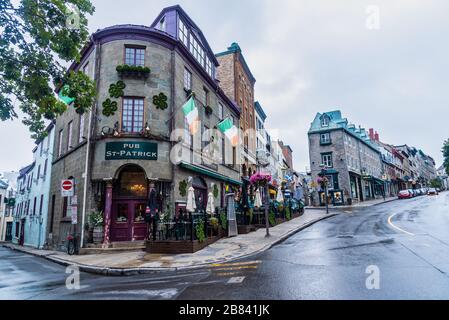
[179,162,242,186]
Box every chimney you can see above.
[369,128,375,140]
[375,131,379,142]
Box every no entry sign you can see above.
[61,179,75,197]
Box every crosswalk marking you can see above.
[211,260,261,268]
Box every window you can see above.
[205,57,213,77]
[178,19,189,47]
[158,17,166,32]
[39,195,44,215]
[125,47,145,67]
[32,197,36,216]
[40,142,43,157]
[184,68,192,91]
[36,165,41,183]
[189,36,205,67]
[232,146,237,167]
[321,115,330,127]
[203,87,209,106]
[67,121,73,150]
[321,153,333,168]
[122,98,144,133]
[218,103,224,120]
[62,197,68,218]
[58,130,63,157]
[83,62,89,75]
[43,159,48,177]
[79,114,85,143]
[320,132,331,144]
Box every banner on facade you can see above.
[105,142,158,161]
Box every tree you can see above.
[430,178,442,189]
[0,0,96,139]
[443,139,449,175]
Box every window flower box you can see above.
[116,65,151,79]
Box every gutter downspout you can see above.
[80,37,101,248]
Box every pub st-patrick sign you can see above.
[105,142,158,161]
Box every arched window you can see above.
[115,165,147,198]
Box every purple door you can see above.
[111,201,148,242]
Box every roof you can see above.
[254,101,267,121]
[150,5,219,66]
[18,163,35,179]
[0,180,8,189]
[309,110,380,153]
[216,42,256,84]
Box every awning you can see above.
[179,162,242,186]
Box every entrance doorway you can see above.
[5,222,12,242]
[111,165,148,242]
[192,177,208,212]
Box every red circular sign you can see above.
[62,180,73,191]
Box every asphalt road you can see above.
[1,192,449,300]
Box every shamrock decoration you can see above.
[153,92,168,110]
[109,81,126,99]
[102,98,118,117]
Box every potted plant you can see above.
[89,210,104,244]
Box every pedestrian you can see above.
[146,183,159,241]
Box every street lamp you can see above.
[319,164,330,214]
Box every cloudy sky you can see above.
[1,0,448,173]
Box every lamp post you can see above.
[319,164,329,215]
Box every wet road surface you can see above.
[1,192,449,300]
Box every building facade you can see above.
[216,43,257,178]
[47,5,241,250]
[308,111,383,206]
[12,123,55,249]
[437,165,448,190]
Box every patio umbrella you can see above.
[254,188,263,208]
[186,187,196,213]
[276,186,284,203]
[206,192,215,215]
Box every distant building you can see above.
[308,110,383,206]
[12,122,55,249]
[437,165,448,190]
[0,172,18,242]
[216,42,257,177]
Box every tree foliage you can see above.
[0,0,95,139]
[443,139,449,175]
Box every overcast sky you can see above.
[1,0,448,173]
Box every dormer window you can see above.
[158,17,166,32]
[321,115,330,127]
[179,19,189,47]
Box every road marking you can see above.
[227,277,245,284]
[388,213,415,236]
[213,266,258,272]
[211,261,261,268]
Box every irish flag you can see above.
[182,97,200,134]
[218,118,239,146]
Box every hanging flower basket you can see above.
[250,173,272,187]
[317,176,329,188]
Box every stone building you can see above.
[216,43,257,178]
[47,5,241,250]
[308,111,383,206]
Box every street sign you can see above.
[61,180,75,197]
[71,206,78,225]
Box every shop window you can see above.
[116,204,129,223]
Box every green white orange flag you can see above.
[218,118,239,146]
[58,85,75,105]
[182,97,200,134]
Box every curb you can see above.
[2,214,339,276]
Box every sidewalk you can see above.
[306,196,398,211]
[2,210,337,276]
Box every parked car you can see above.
[398,190,413,199]
[428,188,439,196]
